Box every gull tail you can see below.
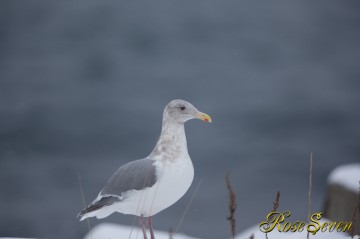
[77,196,120,221]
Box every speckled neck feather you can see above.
[149,116,188,161]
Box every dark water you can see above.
[0,1,360,238]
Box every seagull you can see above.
[78,99,211,239]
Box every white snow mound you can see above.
[328,163,360,192]
[83,223,201,239]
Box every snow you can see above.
[328,163,360,192]
[81,220,356,239]
[83,223,201,239]
[1,221,358,239]
[235,221,352,239]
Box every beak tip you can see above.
[197,113,212,123]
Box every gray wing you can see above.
[78,158,157,220]
[100,158,157,197]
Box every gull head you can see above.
[163,99,212,124]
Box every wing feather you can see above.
[100,158,157,197]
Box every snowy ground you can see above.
[83,223,200,239]
[81,222,355,239]
[0,222,357,239]
[81,223,356,239]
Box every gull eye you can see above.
[180,106,186,111]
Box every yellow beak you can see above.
[196,112,212,123]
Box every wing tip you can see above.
[77,210,87,221]
[77,196,120,221]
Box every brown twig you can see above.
[351,206,358,238]
[272,191,280,212]
[225,172,237,239]
[351,180,360,238]
[307,153,313,239]
[168,227,173,239]
[266,191,281,239]
[358,181,360,237]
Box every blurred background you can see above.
[0,0,359,238]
